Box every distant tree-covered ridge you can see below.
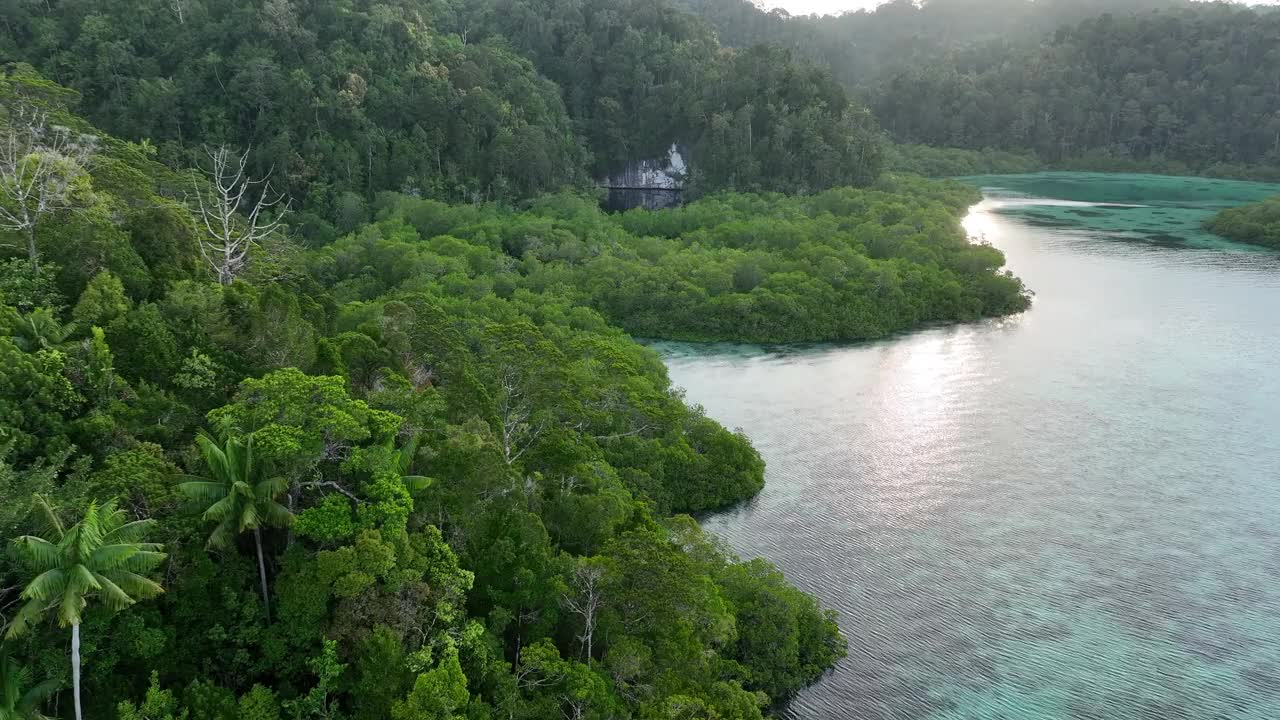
[1206,197,1280,249]
[465,0,883,194]
[883,144,1280,184]
[0,0,882,235]
[884,144,1043,178]
[674,0,1193,87]
[676,0,1280,180]
[870,4,1280,176]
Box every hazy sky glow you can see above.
[757,0,1280,18]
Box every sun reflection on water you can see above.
[962,200,1003,246]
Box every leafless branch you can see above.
[299,480,364,504]
[190,144,291,284]
[560,560,605,667]
[0,106,96,273]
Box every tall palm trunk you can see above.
[254,527,271,624]
[71,623,82,720]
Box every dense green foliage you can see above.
[466,0,883,194]
[0,67,872,720]
[0,0,1050,710]
[0,0,883,223]
[675,0,1280,180]
[305,177,1027,344]
[1206,196,1280,249]
[675,0,1189,87]
[0,0,588,219]
[883,144,1042,178]
[870,5,1280,174]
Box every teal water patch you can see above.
[958,172,1280,249]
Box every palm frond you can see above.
[0,646,28,707]
[10,537,60,571]
[0,646,54,719]
[101,519,157,546]
[177,480,230,505]
[194,430,233,484]
[205,519,237,550]
[17,676,59,718]
[101,571,163,601]
[254,476,288,500]
[201,495,240,523]
[402,475,434,494]
[71,504,104,562]
[3,598,49,639]
[28,495,64,540]
[395,435,422,475]
[16,571,66,603]
[87,544,139,571]
[95,500,129,536]
[67,566,102,596]
[90,573,135,613]
[237,434,254,487]
[259,501,294,529]
[116,550,166,574]
[239,502,261,532]
[55,590,84,628]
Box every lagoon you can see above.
[661,173,1280,719]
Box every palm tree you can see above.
[5,496,165,720]
[0,645,57,720]
[9,309,76,352]
[178,430,292,623]
[386,434,433,495]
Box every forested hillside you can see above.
[0,0,882,226]
[461,0,882,194]
[674,0,1280,179]
[0,65,857,720]
[674,0,1190,87]
[0,24,1035,714]
[0,0,589,220]
[871,4,1280,176]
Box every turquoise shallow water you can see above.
[958,172,1280,249]
[659,174,1280,719]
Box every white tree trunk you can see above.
[26,226,38,275]
[254,527,272,624]
[561,562,604,667]
[71,622,82,720]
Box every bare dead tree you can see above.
[0,107,96,274]
[170,0,185,24]
[496,366,549,466]
[192,145,290,285]
[560,694,588,720]
[560,559,605,667]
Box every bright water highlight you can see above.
[660,173,1280,719]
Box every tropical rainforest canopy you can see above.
[0,64,853,720]
[7,0,1274,718]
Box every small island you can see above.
[1206,196,1280,249]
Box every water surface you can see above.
[661,173,1280,719]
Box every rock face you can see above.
[599,144,688,211]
